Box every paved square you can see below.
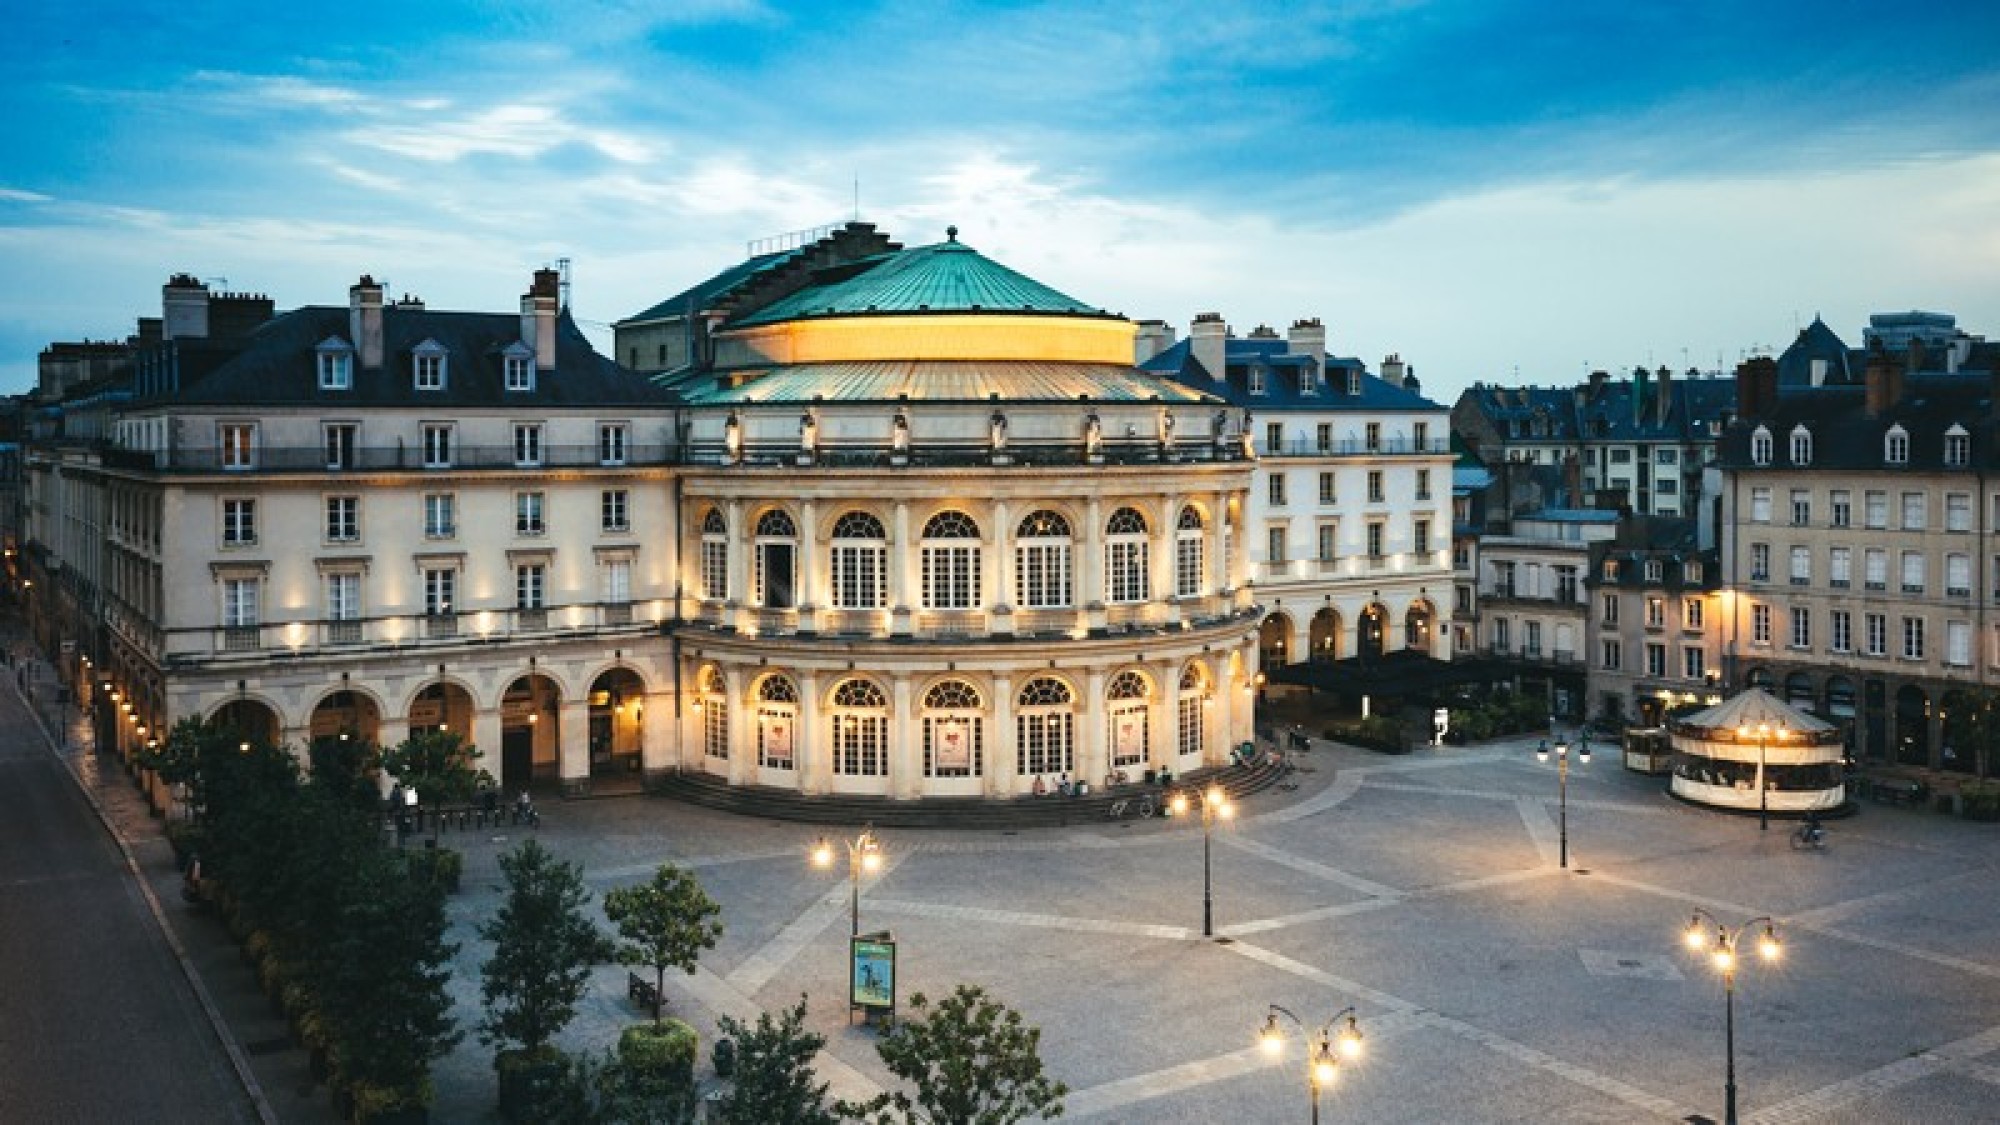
[415,736,2000,1123]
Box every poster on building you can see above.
[761,712,793,766]
[1113,712,1144,763]
[850,935,896,1014]
[935,721,970,771]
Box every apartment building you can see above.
[1584,518,1723,726]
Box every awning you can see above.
[1265,650,1505,696]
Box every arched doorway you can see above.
[1358,604,1388,660]
[1825,677,1857,720]
[1406,601,1434,654]
[1894,684,1930,767]
[1309,608,1341,662]
[1939,689,1973,774]
[1259,613,1293,668]
[409,681,474,739]
[588,668,645,779]
[498,674,560,790]
[310,689,381,746]
[1746,667,1774,691]
[211,699,281,749]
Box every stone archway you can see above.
[500,674,562,790]
[1259,612,1293,668]
[1895,684,1930,767]
[211,698,281,749]
[1358,603,1388,660]
[1308,607,1342,662]
[310,689,381,746]
[1405,601,1435,654]
[408,681,474,739]
[588,667,646,779]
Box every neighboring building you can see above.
[1452,368,1737,518]
[1138,318,1454,678]
[1475,504,1614,722]
[1717,316,2000,773]
[1584,517,1723,727]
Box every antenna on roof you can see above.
[853,175,860,222]
[557,258,572,310]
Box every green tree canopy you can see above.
[479,839,614,1057]
[380,728,488,805]
[839,984,1067,1125]
[715,997,835,1125]
[603,864,724,1025]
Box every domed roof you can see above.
[731,228,1108,327]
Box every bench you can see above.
[1868,778,1928,806]
[627,971,660,1013]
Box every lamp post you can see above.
[1259,1004,1364,1125]
[811,826,883,937]
[1736,721,1788,831]
[1683,910,1783,1125]
[1170,784,1233,937]
[1535,728,1590,869]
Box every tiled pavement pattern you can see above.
[29,643,2000,1123]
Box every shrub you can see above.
[618,1019,698,1089]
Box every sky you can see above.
[3,0,1998,401]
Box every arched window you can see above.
[755,675,797,769]
[1105,507,1150,604]
[701,667,729,760]
[1015,510,1073,609]
[1885,424,1909,465]
[1107,670,1150,768]
[700,508,728,601]
[1750,426,1773,466]
[829,511,887,610]
[1015,677,1075,776]
[1176,665,1208,760]
[1175,507,1206,598]
[830,679,889,776]
[921,510,982,611]
[754,510,797,609]
[1789,425,1812,466]
[922,679,983,777]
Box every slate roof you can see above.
[730,236,1109,328]
[618,248,802,326]
[1717,374,1991,471]
[1461,373,1736,445]
[138,305,676,408]
[676,361,1221,406]
[1775,316,1856,386]
[1140,337,1439,412]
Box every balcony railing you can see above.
[101,442,676,474]
[1261,437,1451,458]
[687,438,1251,469]
[325,619,363,645]
[425,614,458,639]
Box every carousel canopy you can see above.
[1674,687,1834,737]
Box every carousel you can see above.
[1668,688,1846,815]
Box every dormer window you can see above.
[1346,370,1362,396]
[1885,424,1909,465]
[1298,362,1318,396]
[1945,424,1969,467]
[503,343,535,392]
[315,338,353,390]
[413,340,448,391]
[1247,365,1266,395]
[1750,425,1772,466]
[1685,560,1703,583]
[1789,425,1812,466]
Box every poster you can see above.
[1113,710,1144,763]
[851,936,895,1011]
[935,721,970,771]
[761,711,793,765]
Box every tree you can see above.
[715,997,835,1125]
[479,839,614,1059]
[839,984,1067,1125]
[380,728,487,807]
[603,864,724,1024]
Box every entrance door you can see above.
[502,726,534,790]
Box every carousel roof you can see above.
[1677,688,1834,736]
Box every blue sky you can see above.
[4,0,1998,399]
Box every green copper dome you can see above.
[732,229,1109,327]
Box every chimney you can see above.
[1134,318,1176,364]
[349,275,385,369]
[1588,368,1609,402]
[1735,356,1778,418]
[1286,318,1325,372]
[1864,350,1905,417]
[1191,313,1228,383]
[1562,453,1583,508]
[1401,365,1421,393]
[162,274,210,341]
[529,268,561,371]
[1380,352,1405,386]
[1656,365,1673,425]
[1632,365,1649,426]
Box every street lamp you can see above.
[1259,1004,1364,1125]
[1170,784,1233,936]
[811,826,883,937]
[1536,727,1591,869]
[1736,721,1789,831]
[1683,910,1782,1125]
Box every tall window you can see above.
[324,423,357,470]
[1413,421,1429,450]
[513,423,543,467]
[1790,490,1810,525]
[1366,521,1385,559]
[1948,493,1971,532]
[1903,616,1925,660]
[516,563,545,609]
[220,423,256,469]
[222,498,256,546]
[1901,551,1925,593]
[1267,527,1287,565]
[1901,492,1925,530]
[422,424,453,469]
[222,577,259,628]
[325,495,359,542]
[515,491,545,536]
[701,668,729,760]
[424,493,456,539]
[1948,553,1971,597]
[601,489,629,533]
[1268,474,1287,506]
[1176,665,1207,761]
[1865,548,1887,589]
[1684,599,1703,630]
[423,568,455,617]
[1750,426,1772,465]
[1015,511,1073,609]
[1945,425,1970,467]
[1601,593,1619,624]
[830,679,889,776]
[1790,607,1811,649]
[1016,677,1075,776]
[1865,490,1887,529]
[325,572,360,624]
[1174,507,1205,598]
[922,680,984,778]
[1752,603,1771,644]
[1364,422,1381,452]
[1317,472,1336,505]
[602,558,631,606]
[1865,613,1887,656]
[1948,619,1972,666]
[414,344,446,390]
[1416,468,1431,500]
[757,676,798,770]
[1646,642,1666,677]
[1107,671,1150,768]
[1831,610,1852,653]
[1683,647,1705,680]
[701,508,728,600]
[753,509,798,609]
[1414,518,1431,556]
[1601,639,1621,669]
[1830,490,1851,527]
[1789,426,1812,465]
[1750,543,1770,581]
[1646,596,1665,628]
[1316,424,1333,453]
[1789,546,1810,584]
[1367,471,1384,503]
[1105,507,1150,604]
[920,510,982,610]
[504,352,533,391]
[1885,425,1909,465]
[599,423,629,466]
[1830,547,1851,586]
[1750,487,1771,522]
[317,345,353,390]
[1317,524,1337,563]
[829,511,888,610]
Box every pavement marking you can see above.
[725,854,910,995]
[1578,949,1684,981]
[863,898,1194,941]
[1747,1023,2000,1124]
[1367,779,1677,815]
[1222,940,1691,1121]
[1216,897,1400,937]
[1957,1060,2000,1088]
[592,845,807,882]
[679,964,884,1106]
[1782,871,1986,928]
[1515,794,1564,867]
[1220,835,1405,899]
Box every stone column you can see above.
[470,710,503,782]
[990,673,1015,796]
[377,717,412,755]
[989,499,1013,635]
[726,498,749,631]
[798,670,824,794]
[1150,660,1175,772]
[1231,493,1254,609]
[558,698,590,796]
[1207,490,1228,601]
[891,500,915,636]
[797,499,820,632]
[640,689,673,777]
[1079,668,1107,787]
[1152,496,1179,623]
[725,666,754,785]
[891,673,917,798]
[1083,496,1105,631]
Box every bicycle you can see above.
[1106,795,1157,820]
[1789,823,1827,851]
